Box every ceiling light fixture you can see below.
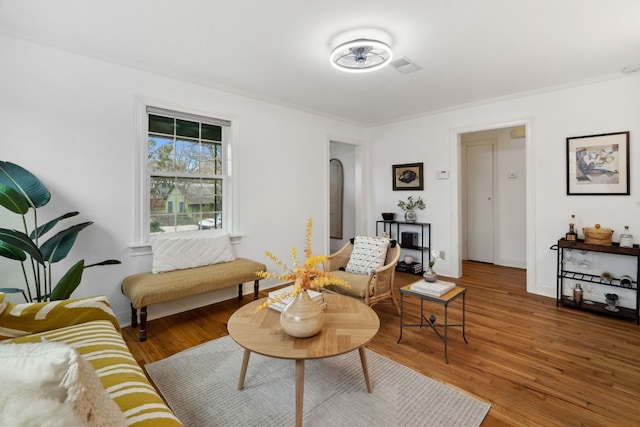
[330,39,393,73]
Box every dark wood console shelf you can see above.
[553,238,640,324]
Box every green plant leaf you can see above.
[0,184,30,215]
[0,228,44,263]
[0,161,50,209]
[0,240,26,261]
[30,211,79,240]
[40,221,93,264]
[85,259,121,268]
[49,260,84,300]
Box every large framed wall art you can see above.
[566,131,630,195]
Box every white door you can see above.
[466,143,494,263]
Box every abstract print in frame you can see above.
[566,131,630,195]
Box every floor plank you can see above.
[122,261,640,426]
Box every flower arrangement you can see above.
[397,196,425,212]
[256,218,349,310]
[429,250,442,269]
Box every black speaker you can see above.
[401,232,419,247]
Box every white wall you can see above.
[0,34,365,324]
[367,74,640,300]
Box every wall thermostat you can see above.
[436,170,449,179]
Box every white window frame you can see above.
[131,96,238,255]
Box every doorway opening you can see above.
[459,125,527,274]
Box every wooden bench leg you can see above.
[139,306,148,342]
[253,279,260,300]
[130,303,138,327]
[237,284,243,301]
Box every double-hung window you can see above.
[146,107,230,237]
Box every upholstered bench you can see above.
[122,258,266,341]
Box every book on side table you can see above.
[268,285,327,312]
[409,280,456,297]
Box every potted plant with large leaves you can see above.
[0,161,120,302]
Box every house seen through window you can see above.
[147,107,230,235]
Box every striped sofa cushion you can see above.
[5,320,182,427]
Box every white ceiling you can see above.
[1,0,639,126]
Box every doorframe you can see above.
[449,118,536,293]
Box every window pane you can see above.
[176,118,199,138]
[202,123,222,141]
[148,136,174,172]
[149,114,174,135]
[201,141,222,174]
[175,139,199,173]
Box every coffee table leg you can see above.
[358,347,373,393]
[238,349,251,390]
[295,359,305,427]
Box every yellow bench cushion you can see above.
[121,258,266,308]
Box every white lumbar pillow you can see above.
[346,236,390,275]
[0,342,127,427]
[0,380,88,427]
[152,233,236,274]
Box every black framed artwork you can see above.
[566,131,630,195]
[392,163,424,191]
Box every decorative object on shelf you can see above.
[566,214,577,241]
[404,255,414,264]
[392,163,424,191]
[381,212,395,221]
[620,275,633,288]
[566,131,630,195]
[583,224,613,246]
[423,250,442,283]
[600,272,613,284]
[255,218,349,337]
[572,283,583,306]
[619,225,633,248]
[397,196,425,223]
[604,293,619,312]
[0,161,121,302]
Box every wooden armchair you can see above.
[323,238,401,314]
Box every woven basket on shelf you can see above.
[583,224,613,246]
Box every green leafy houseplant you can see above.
[0,161,120,302]
[397,196,426,212]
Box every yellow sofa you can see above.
[0,294,182,426]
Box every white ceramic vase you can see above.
[280,290,325,338]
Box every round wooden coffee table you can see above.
[227,292,380,427]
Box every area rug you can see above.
[145,336,490,427]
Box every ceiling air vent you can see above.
[391,57,420,74]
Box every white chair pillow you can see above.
[152,233,235,274]
[345,236,390,275]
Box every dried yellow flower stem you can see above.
[255,218,349,310]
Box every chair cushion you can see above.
[345,236,390,275]
[325,270,376,299]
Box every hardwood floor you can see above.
[122,261,640,426]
